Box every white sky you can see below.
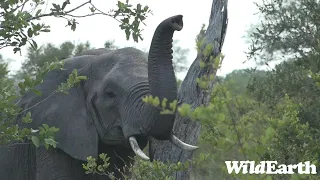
[1,0,261,79]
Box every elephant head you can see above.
[19,15,197,163]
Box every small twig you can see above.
[0,44,10,49]
[113,150,128,167]
[44,0,49,14]
[26,0,92,21]
[20,0,28,12]
[89,2,122,23]
[16,90,58,115]
[14,98,22,106]
[8,0,28,14]
[26,12,55,21]
[64,13,105,18]
[64,0,92,14]
[24,0,123,25]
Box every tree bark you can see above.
[149,0,228,179]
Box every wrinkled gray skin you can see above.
[0,15,196,180]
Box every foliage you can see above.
[74,41,91,56]
[0,58,87,149]
[247,0,320,66]
[0,0,210,179]
[172,40,190,73]
[14,40,122,80]
[189,0,320,179]
[104,40,118,50]
[82,150,210,180]
[0,0,152,53]
[31,123,60,149]
[0,55,10,79]
[247,61,320,130]
[82,154,113,177]
[14,41,92,79]
[185,67,319,180]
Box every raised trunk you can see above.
[147,15,183,140]
[150,0,228,179]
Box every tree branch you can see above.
[89,2,122,23]
[16,90,57,116]
[64,13,104,18]
[64,0,91,14]
[26,0,92,21]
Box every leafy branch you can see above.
[0,0,152,52]
[0,60,87,149]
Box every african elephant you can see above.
[0,15,198,180]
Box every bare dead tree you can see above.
[149,0,228,179]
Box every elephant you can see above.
[0,15,198,180]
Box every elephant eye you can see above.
[106,91,116,98]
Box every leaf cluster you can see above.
[0,0,152,53]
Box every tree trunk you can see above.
[149,0,228,179]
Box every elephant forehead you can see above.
[104,47,148,64]
[98,63,148,91]
[121,64,147,76]
[113,65,148,83]
[116,47,148,61]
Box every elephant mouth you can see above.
[91,95,198,161]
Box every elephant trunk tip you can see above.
[170,15,183,31]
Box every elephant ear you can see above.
[19,57,98,161]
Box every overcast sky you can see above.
[1,0,260,79]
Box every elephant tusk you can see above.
[129,136,150,161]
[169,134,199,151]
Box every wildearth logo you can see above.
[225,161,317,174]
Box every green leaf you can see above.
[125,28,130,40]
[40,28,50,32]
[265,127,275,139]
[89,6,95,12]
[7,95,19,102]
[31,88,42,96]
[61,0,70,10]
[24,76,32,87]
[31,136,40,147]
[29,40,38,50]
[122,18,129,24]
[77,76,87,80]
[18,82,25,90]
[44,143,49,150]
[44,138,57,148]
[52,3,61,11]
[27,28,33,37]
[35,9,42,16]
[13,47,21,53]
[42,124,49,130]
[199,61,206,68]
